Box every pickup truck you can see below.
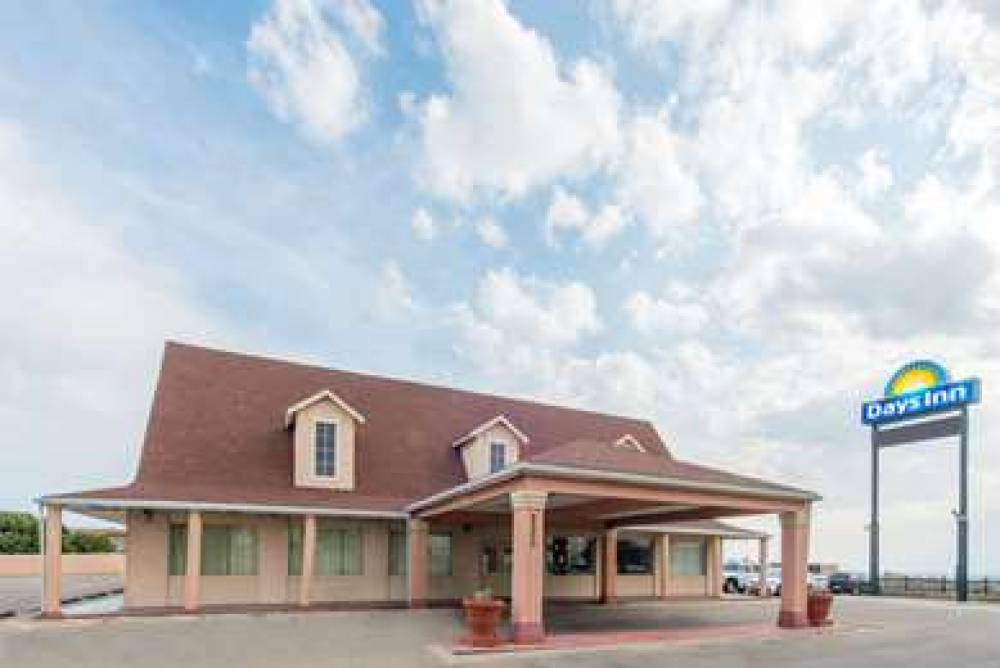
[723,561,761,594]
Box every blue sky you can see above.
[2,0,999,575]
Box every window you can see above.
[479,539,511,576]
[670,538,707,577]
[315,527,363,576]
[202,526,258,576]
[315,422,337,477]
[489,442,506,474]
[388,530,407,576]
[168,524,187,575]
[288,522,302,576]
[546,536,596,575]
[429,533,453,576]
[617,535,654,574]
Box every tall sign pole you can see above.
[957,407,969,602]
[870,425,880,595]
[862,361,980,602]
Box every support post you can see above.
[41,504,63,618]
[957,407,969,602]
[407,518,429,607]
[299,514,316,607]
[870,426,880,595]
[183,510,202,612]
[510,491,547,643]
[656,534,670,598]
[778,508,810,628]
[601,527,618,604]
[708,536,723,597]
[758,537,769,597]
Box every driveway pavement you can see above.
[1,596,998,667]
[0,576,122,617]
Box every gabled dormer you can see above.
[613,434,646,453]
[285,389,365,491]
[452,414,529,480]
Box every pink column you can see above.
[758,537,769,597]
[183,510,202,612]
[510,491,547,643]
[299,514,316,607]
[778,508,810,628]
[708,536,723,597]
[656,534,670,599]
[41,504,62,618]
[407,518,429,607]
[601,528,618,604]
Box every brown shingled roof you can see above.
[526,440,810,496]
[54,342,671,511]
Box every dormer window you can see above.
[489,441,506,474]
[315,422,337,477]
[286,389,365,491]
[452,414,528,480]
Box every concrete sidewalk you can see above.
[0,576,122,617]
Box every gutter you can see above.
[36,496,408,520]
[405,461,820,513]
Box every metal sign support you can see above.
[868,410,970,602]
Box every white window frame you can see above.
[314,420,338,478]
[489,441,506,474]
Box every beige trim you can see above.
[625,524,770,539]
[613,434,646,453]
[451,414,530,448]
[285,389,366,428]
[404,461,820,513]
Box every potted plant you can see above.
[461,587,505,648]
[807,586,834,626]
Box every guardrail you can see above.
[858,576,1000,601]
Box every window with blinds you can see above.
[315,527,364,576]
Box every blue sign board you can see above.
[862,377,981,425]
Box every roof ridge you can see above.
[165,340,656,426]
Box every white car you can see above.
[808,570,830,591]
[723,561,758,593]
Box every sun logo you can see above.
[885,360,950,397]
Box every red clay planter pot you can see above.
[807,591,833,626]
[461,598,505,648]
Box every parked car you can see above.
[828,572,860,594]
[808,572,830,591]
[723,561,759,594]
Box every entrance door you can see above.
[481,537,512,598]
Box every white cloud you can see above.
[334,0,385,54]
[544,187,627,248]
[410,0,621,202]
[617,113,702,237]
[372,260,418,320]
[0,120,231,509]
[857,149,894,198]
[475,216,508,249]
[624,286,710,336]
[611,0,734,50]
[467,268,600,348]
[411,207,436,241]
[247,0,384,143]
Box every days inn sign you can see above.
[861,360,981,425]
[862,359,982,603]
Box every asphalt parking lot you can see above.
[0,576,122,617]
[1,596,998,667]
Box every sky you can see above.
[1,0,998,576]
